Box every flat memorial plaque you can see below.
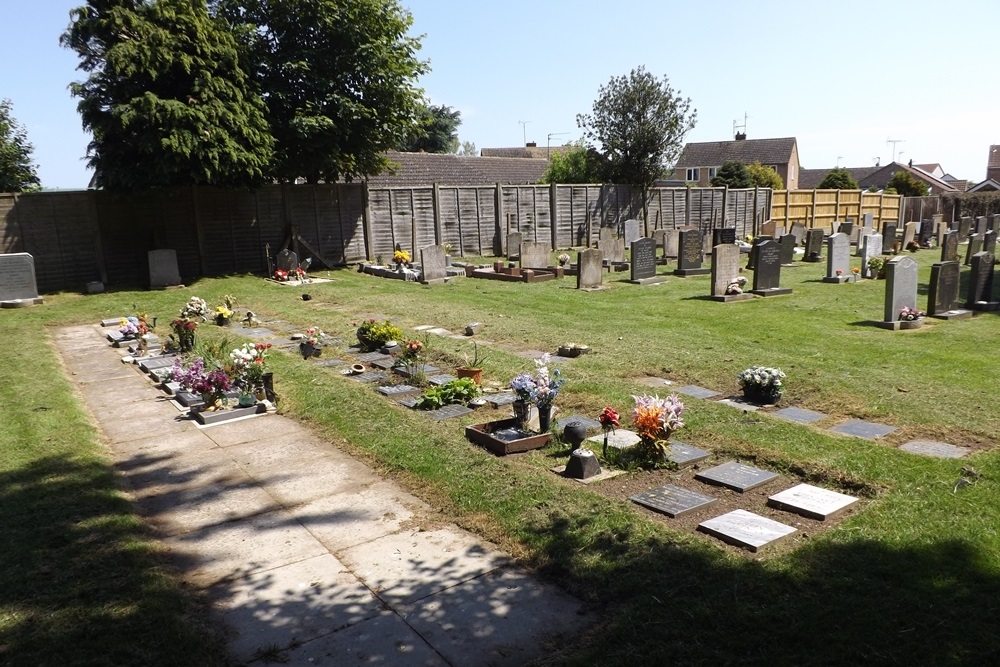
[346,371,388,383]
[631,484,718,518]
[674,385,720,399]
[318,359,345,367]
[586,429,641,450]
[828,419,896,440]
[138,356,177,372]
[555,414,603,432]
[376,384,420,398]
[426,404,474,421]
[354,351,393,363]
[397,396,421,408]
[427,373,458,386]
[426,328,452,336]
[371,356,397,370]
[395,363,440,378]
[240,327,275,338]
[768,483,858,520]
[486,392,518,407]
[101,317,126,327]
[697,509,796,552]
[665,441,711,467]
[695,461,778,492]
[773,406,827,424]
[899,440,971,459]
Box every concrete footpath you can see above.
[54,325,585,666]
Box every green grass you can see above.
[3,251,1000,665]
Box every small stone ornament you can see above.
[565,448,601,479]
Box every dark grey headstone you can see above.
[666,441,711,467]
[520,241,551,269]
[828,419,897,439]
[928,261,961,316]
[958,216,972,238]
[882,224,897,254]
[695,461,779,492]
[861,233,882,278]
[148,249,181,288]
[967,251,995,307]
[884,256,918,322]
[983,230,997,256]
[778,234,795,264]
[577,248,604,289]
[419,244,448,283]
[710,245,741,298]
[837,221,854,237]
[677,229,704,271]
[697,510,796,552]
[631,484,717,518]
[751,240,783,291]
[630,238,657,281]
[975,216,989,236]
[803,228,824,261]
[376,384,421,396]
[0,252,42,302]
[965,233,983,265]
[426,403,474,421]
[276,248,298,272]
[941,230,959,262]
[990,214,1000,235]
[712,228,737,247]
[825,233,851,280]
[622,219,642,246]
[506,232,523,260]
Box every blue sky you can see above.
[4,1,998,189]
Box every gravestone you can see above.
[630,484,717,519]
[750,240,792,296]
[918,219,934,247]
[745,236,773,271]
[881,223,897,254]
[940,230,959,262]
[936,218,948,247]
[712,228,736,247]
[855,228,872,256]
[760,220,777,237]
[803,228,824,262]
[823,233,851,283]
[276,249,298,272]
[695,461,779,492]
[958,216,972,238]
[790,222,807,246]
[966,251,998,310]
[576,248,603,290]
[697,510,796,553]
[964,233,983,266]
[506,232,523,260]
[901,222,917,250]
[778,234,796,265]
[983,230,997,256]
[863,212,873,228]
[774,224,787,238]
[928,261,969,319]
[622,219,642,246]
[674,229,710,276]
[975,216,988,236]
[767,484,858,521]
[149,249,182,288]
[861,233,882,279]
[880,255,919,328]
[519,241,551,269]
[709,244,751,302]
[628,238,663,284]
[651,229,669,261]
[0,253,43,306]
[598,228,626,263]
[989,214,1000,235]
[837,221,854,237]
[419,245,447,284]
[663,229,679,259]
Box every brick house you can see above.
[672,136,800,189]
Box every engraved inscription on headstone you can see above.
[712,228,737,247]
[697,510,796,552]
[677,229,703,270]
[928,261,960,315]
[767,483,858,521]
[884,256,919,322]
[576,248,604,289]
[751,240,786,293]
[0,253,42,303]
[630,484,717,518]
[695,461,779,492]
[630,238,657,281]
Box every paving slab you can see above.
[201,415,315,448]
[107,428,220,457]
[773,406,827,424]
[674,384,720,399]
[338,528,510,606]
[397,567,585,667]
[900,440,972,458]
[209,553,383,664]
[634,376,675,389]
[828,419,897,439]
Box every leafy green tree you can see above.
[885,170,929,197]
[398,104,460,153]
[817,167,859,190]
[577,66,696,215]
[216,0,427,183]
[540,141,605,184]
[0,99,41,192]
[711,160,751,188]
[62,0,273,191]
[457,140,477,156]
[746,161,783,189]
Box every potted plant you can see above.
[414,377,479,410]
[230,342,271,403]
[867,256,886,279]
[393,248,410,271]
[168,317,197,353]
[394,338,428,384]
[299,327,326,358]
[456,340,489,385]
[737,365,786,405]
[355,318,403,351]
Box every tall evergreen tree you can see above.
[397,104,461,154]
[0,99,41,192]
[62,0,273,191]
[215,0,427,183]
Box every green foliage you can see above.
[867,256,886,276]
[817,167,859,190]
[415,377,479,410]
[397,104,461,154]
[216,0,427,184]
[0,99,40,192]
[885,170,930,197]
[539,141,605,184]
[746,161,784,189]
[710,160,751,188]
[577,66,696,194]
[62,0,273,191]
[457,140,477,156]
[941,191,1000,217]
[355,319,403,350]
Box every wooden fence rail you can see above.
[771,189,902,231]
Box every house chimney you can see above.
[735,132,746,141]
[526,141,537,148]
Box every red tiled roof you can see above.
[365,151,548,187]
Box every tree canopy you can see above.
[885,170,929,197]
[397,104,460,154]
[0,99,41,192]
[62,0,273,191]
[539,141,606,184]
[746,161,784,189]
[818,167,859,190]
[711,160,751,188]
[577,66,696,195]
[215,0,427,183]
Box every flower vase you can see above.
[537,404,552,433]
[563,421,588,450]
[237,393,256,408]
[299,342,321,359]
[215,314,230,327]
[743,387,781,405]
[200,392,222,411]
[512,399,530,427]
[254,386,266,402]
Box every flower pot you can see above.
[254,387,267,401]
[356,330,376,351]
[742,387,781,405]
[537,404,552,433]
[456,367,483,385]
[215,315,230,327]
[300,342,321,359]
[512,399,530,426]
[237,393,256,408]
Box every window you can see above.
[685,167,700,182]
[708,166,718,180]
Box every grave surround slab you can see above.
[900,440,971,459]
[697,509,796,552]
[674,385,720,399]
[425,404,474,421]
[695,461,779,492]
[665,441,711,467]
[631,484,718,518]
[767,483,858,520]
[772,406,827,424]
[376,384,421,397]
[828,419,896,440]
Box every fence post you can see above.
[835,189,841,222]
[432,182,442,245]
[685,187,691,227]
[362,182,373,261]
[721,186,729,231]
[494,183,504,256]
[550,182,558,250]
[811,189,817,229]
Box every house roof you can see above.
[364,151,548,187]
[968,178,1000,192]
[797,166,881,189]
[480,145,573,159]
[674,137,797,167]
[913,163,944,178]
[989,145,1000,169]
[857,162,958,193]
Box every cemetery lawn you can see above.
[5,249,1000,665]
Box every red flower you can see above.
[598,406,620,430]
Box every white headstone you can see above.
[0,252,43,305]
